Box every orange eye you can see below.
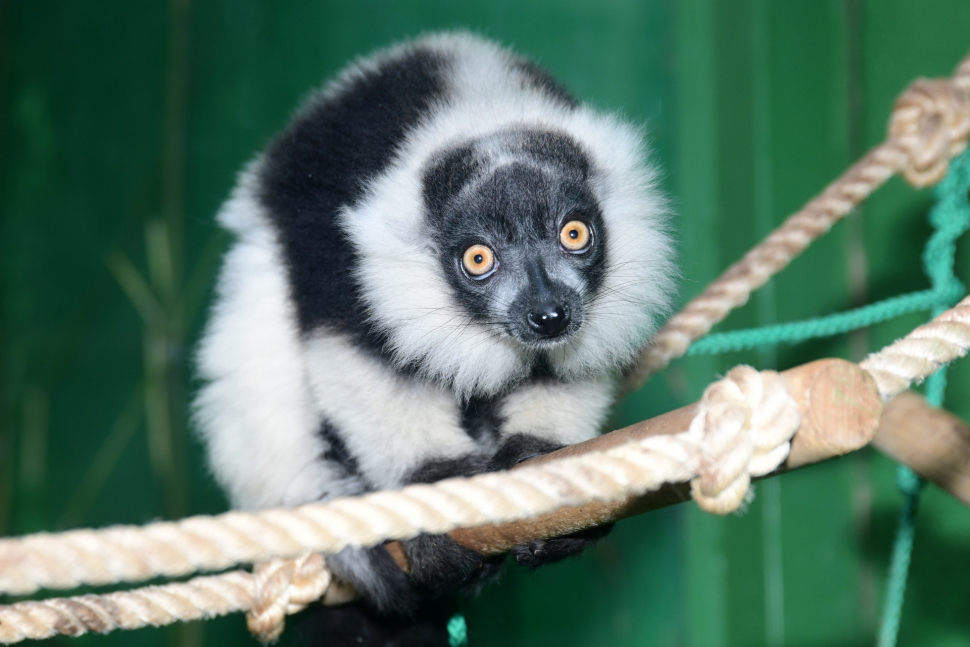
[462,244,496,278]
[560,220,591,253]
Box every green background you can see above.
[2,1,970,645]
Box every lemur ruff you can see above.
[195,32,675,623]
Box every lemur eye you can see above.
[462,244,497,278]
[560,220,591,253]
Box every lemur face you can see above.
[424,129,607,349]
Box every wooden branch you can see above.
[382,363,970,579]
[448,358,882,555]
[873,391,970,507]
[382,359,882,571]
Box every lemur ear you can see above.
[423,145,481,214]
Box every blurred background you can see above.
[2,1,970,645]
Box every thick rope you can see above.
[0,365,803,602]
[626,49,970,388]
[246,552,330,642]
[0,570,254,643]
[5,291,969,643]
[0,366,803,642]
[859,301,970,400]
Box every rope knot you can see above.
[889,77,970,188]
[689,366,801,514]
[246,553,330,643]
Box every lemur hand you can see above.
[487,434,614,568]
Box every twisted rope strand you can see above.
[0,366,803,643]
[4,294,970,643]
[0,571,254,644]
[861,300,970,399]
[627,49,970,388]
[0,438,696,598]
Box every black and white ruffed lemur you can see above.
[194,32,675,646]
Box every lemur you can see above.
[195,32,675,646]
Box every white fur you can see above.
[302,332,481,490]
[499,376,616,445]
[194,177,360,510]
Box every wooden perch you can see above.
[384,361,970,574]
[873,391,970,507]
[384,359,884,568]
[448,358,882,556]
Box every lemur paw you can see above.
[404,533,501,591]
[510,524,615,568]
[486,433,564,471]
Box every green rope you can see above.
[443,151,970,647]
[448,613,469,647]
[877,465,926,647]
[687,288,955,355]
[876,148,970,647]
[678,148,970,647]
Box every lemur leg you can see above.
[295,595,457,647]
[303,334,496,612]
[399,456,504,600]
[328,454,504,617]
[485,433,615,568]
[492,375,617,567]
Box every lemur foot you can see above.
[297,598,456,647]
[489,435,615,568]
[486,433,565,472]
[510,524,615,568]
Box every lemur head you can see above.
[349,122,673,398]
[424,129,603,348]
[328,34,675,398]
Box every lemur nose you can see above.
[527,303,571,337]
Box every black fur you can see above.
[511,57,580,108]
[402,456,504,610]
[327,545,420,616]
[404,534,497,590]
[510,524,615,568]
[296,598,457,647]
[486,433,564,471]
[459,394,503,443]
[319,419,363,479]
[407,455,489,485]
[258,47,447,353]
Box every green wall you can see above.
[2,1,970,645]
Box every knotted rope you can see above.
[0,284,968,647]
[0,555,331,644]
[0,364,805,643]
[627,49,970,388]
[246,552,330,642]
[890,78,970,187]
[690,367,800,514]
